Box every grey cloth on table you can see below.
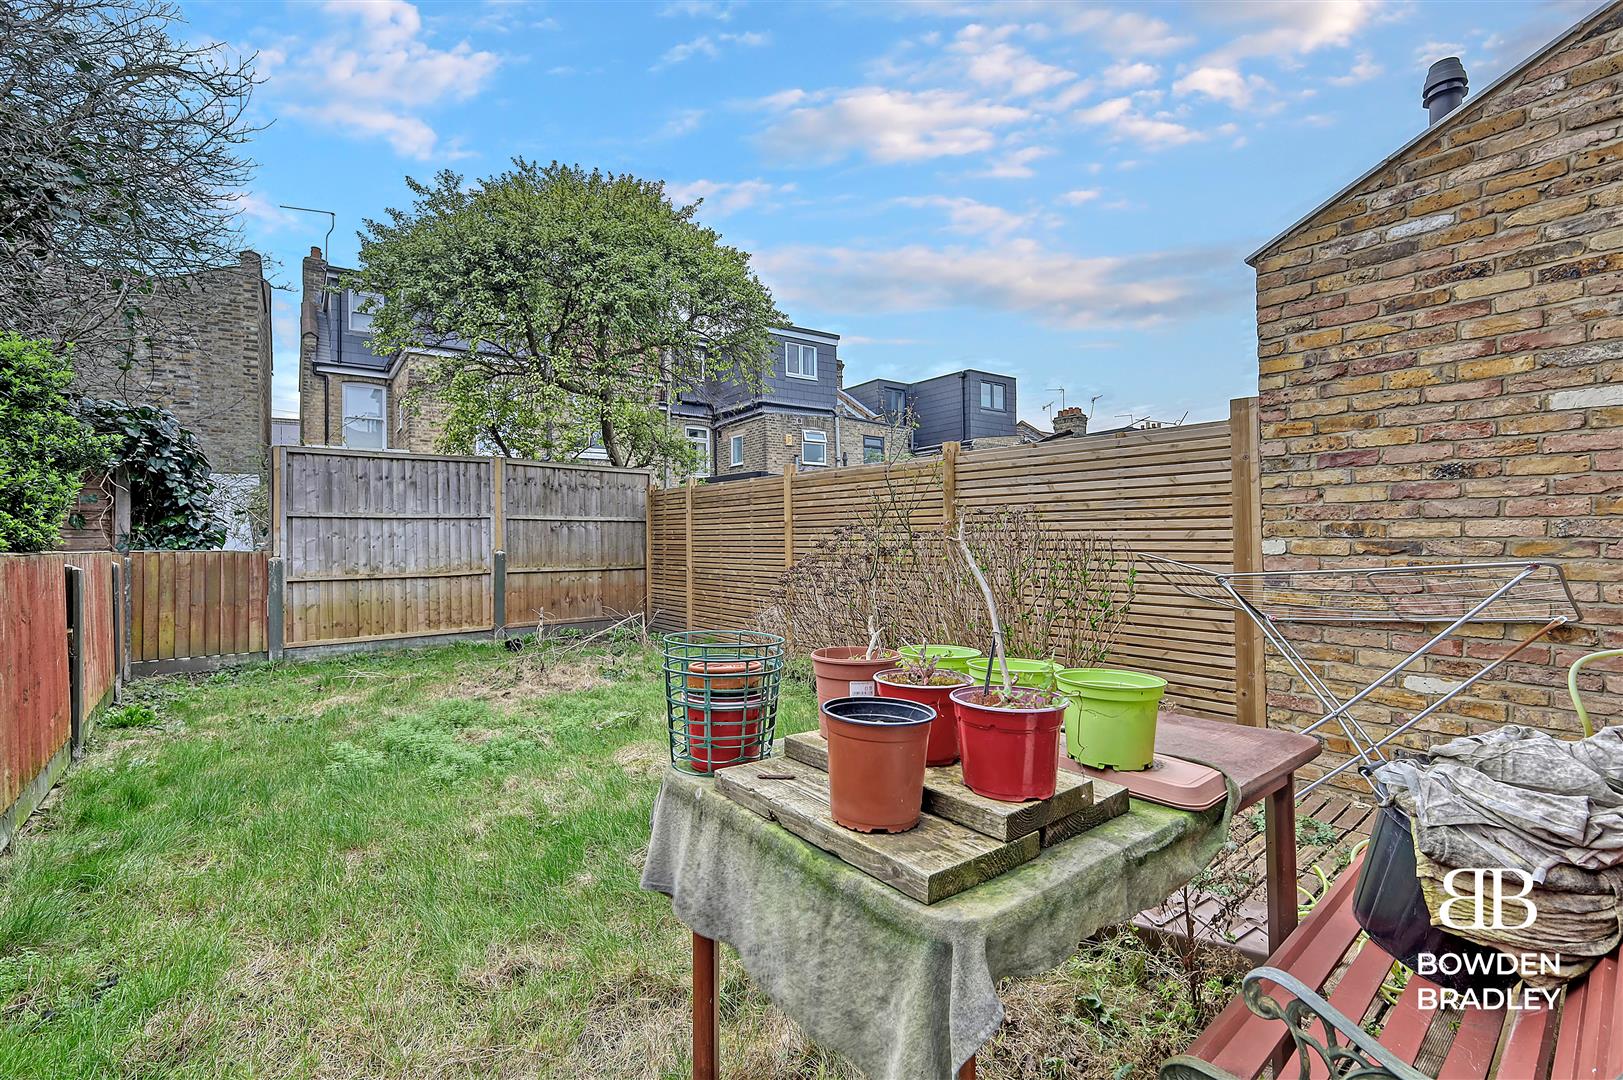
[1375,725,1623,987]
[641,768,1230,1080]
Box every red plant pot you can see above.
[684,700,765,773]
[873,668,973,766]
[949,686,1066,802]
[811,647,901,732]
[822,696,934,833]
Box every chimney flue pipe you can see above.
[1423,57,1468,125]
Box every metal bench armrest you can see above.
[1160,966,1428,1080]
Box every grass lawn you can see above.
[0,636,1244,1079]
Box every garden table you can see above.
[642,714,1317,1079]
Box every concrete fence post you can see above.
[492,550,507,641]
[267,557,285,661]
[65,565,86,755]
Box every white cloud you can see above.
[1327,51,1383,85]
[949,24,1076,98]
[758,237,1235,329]
[1413,40,1464,65]
[897,195,1030,238]
[654,30,770,70]
[1059,188,1101,206]
[667,178,795,215]
[660,0,737,19]
[1173,66,1271,109]
[258,0,498,160]
[228,192,300,231]
[1102,61,1159,89]
[1205,1,1384,65]
[978,144,1053,179]
[1076,96,1202,148]
[660,108,706,138]
[1055,8,1194,56]
[758,87,1027,164]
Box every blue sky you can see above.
[189,0,1599,429]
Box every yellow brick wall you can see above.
[1253,6,1623,794]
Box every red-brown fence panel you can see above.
[0,556,72,837]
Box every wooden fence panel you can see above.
[0,557,71,820]
[647,401,1258,721]
[280,448,494,646]
[128,551,269,665]
[503,462,647,629]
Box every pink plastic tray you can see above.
[1076,754,1226,811]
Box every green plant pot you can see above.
[965,656,1059,690]
[898,644,983,674]
[1056,667,1167,771]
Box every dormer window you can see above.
[785,341,817,381]
[980,380,1006,411]
[349,291,382,333]
[884,387,906,416]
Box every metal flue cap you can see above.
[1423,57,1468,125]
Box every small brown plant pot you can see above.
[822,696,934,833]
[811,647,901,731]
[684,659,767,694]
[873,668,974,766]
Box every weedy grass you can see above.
[0,640,1240,1079]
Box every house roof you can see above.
[837,389,878,420]
[1245,1,1618,266]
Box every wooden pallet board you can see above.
[714,756,1040,904]
[1041,778,1129,846]
[783,731,1098,842]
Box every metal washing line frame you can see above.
[1141,557,1584,798]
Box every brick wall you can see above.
[72,251,272,475]
[1251,5,1623,794]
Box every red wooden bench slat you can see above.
[1194,856,1366,1079]
[1436,1003,1507,1080]
[1572,954,1619,1079]
[1373,973,1440,1065]
[1607,956,1623,1080]
[1497,997,1558,1080]
[1307,941,1401,1080]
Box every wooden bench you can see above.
[1161,856,1623,1079]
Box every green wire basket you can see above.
[663,630,786,774]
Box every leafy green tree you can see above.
[79,399,224,549]
[353,161,786,469]
[0,335,112,552]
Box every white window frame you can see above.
[341,382,388,450]
[685,425,711,477]
[980,380,1006,411]
[349,291,382,333]
[785,341,818,381]
[801,428,827,466]
[729,433,745,467]
[863,435,885,464]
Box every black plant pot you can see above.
[1351,802,1516,991]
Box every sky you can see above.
[186,0,1602,430]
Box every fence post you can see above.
[270,444,285,558]
[491,457,506,640]
[684,478,696,631]
[65,565,85,755]
[941,441,960,533]
[644,482,656,624]
[1230,396,1266,728]
[782,465,795,570]
[267,557,285,661]
[110,560,124,701]
[119,556,133,686]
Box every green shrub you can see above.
[0,335,112,552]
[79,399,224,549]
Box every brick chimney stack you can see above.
[1052,407,1088,436]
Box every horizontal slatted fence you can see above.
[648,401,1261,723]
[129,551,269,667]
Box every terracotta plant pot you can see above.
[874,667,974,766]
[811,647,901,731]
[950,685,1067,802]
[822,696,934,833]
[685,658,766,694]
[683,699,766,773]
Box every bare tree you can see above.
[0,0,258,384]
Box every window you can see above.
[980,380,1006,411]
[801,429,827,466]
[884,387,906,416]
[342,383,386,449]
[730,434,745,468]
[785,341,818,380]
[685,425,710,476]
[348,291,382,333]
[863,435,885,464]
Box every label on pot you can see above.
[847,680,875,697]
